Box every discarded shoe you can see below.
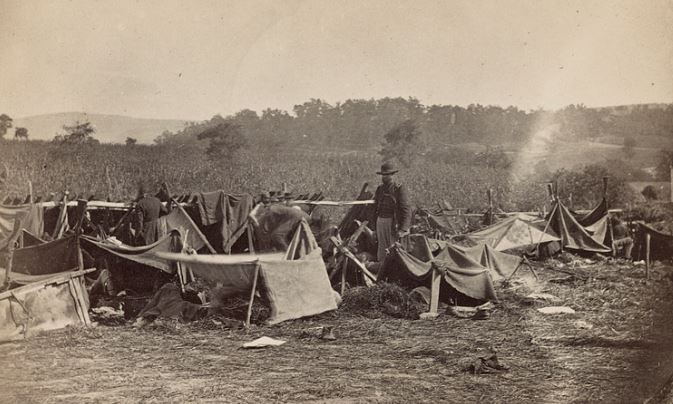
[320,326,336,341]
[471,309,491,320]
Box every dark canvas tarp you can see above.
[467,215,560,251]
[381,235,498,302]
[157,220,338,324]
[547,202,611,253]
[193,192,253,253]
[0,204,44,249]
[20,230,46,247]
[633,222,673,261]
[8,235,81,284]
[455,243,522,280]
[573,198,611,246]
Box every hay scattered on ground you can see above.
[340,282,425,319]
[209,287,270,324]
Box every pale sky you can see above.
[1,0,672,120]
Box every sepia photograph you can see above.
[1,0,673,402]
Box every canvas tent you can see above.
[466,214,561,252]
[157,220,339,324]
[0,269,93,342]
[379,235,501,303]
[547,200,612,254]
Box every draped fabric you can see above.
[467,214,560,251]
[156,220,338,324]
[193,192,253,253]
[547,202,611,253]
[381,234,498,302]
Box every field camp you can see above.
[2,142,673,402]
[3,1,673,402]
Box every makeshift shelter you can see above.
[81,231,184,293]
[157,220,339,324]
[0,269,93,342]
[454,243,523,281]
[546,201,611,254]
[466,214,561,252]
[573,198,612,247]
[5,234,84,285]
[633,222,673,262]
[379,235,499,304]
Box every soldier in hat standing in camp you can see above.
[134,182,168,245]
[371,162,412,262]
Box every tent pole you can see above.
[171,198,216,254]
[534,202,558,254]
[52,192,69,239]
[245,263,260,329]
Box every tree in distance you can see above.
[126,137,137,146]
[53,121,99,145]
[641,185,659,201]
[197,122,248,162]
[379,119,423,168]
[14,127,28,140]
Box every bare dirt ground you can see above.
[1,260,673,404]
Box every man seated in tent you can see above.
[133,183,169,245]
[611,215,633,259]
[250,193,310,252]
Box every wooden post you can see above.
[52,192,69,239]
[602,176,609,199]
[245,263,261,328]
[645,233,651,279]
[419,267,441,320]
[27,181,33,204]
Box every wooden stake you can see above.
[245,263,260,328]
[27,181,33,204]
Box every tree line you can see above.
[154,98,673,150]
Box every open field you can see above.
[1,259,672,403]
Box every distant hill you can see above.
[13,112,189,144]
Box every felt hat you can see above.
[376,162,398,175]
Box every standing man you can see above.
[134,183,168,245]
[371,162,412,262]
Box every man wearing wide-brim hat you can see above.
[371,161,412,262]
